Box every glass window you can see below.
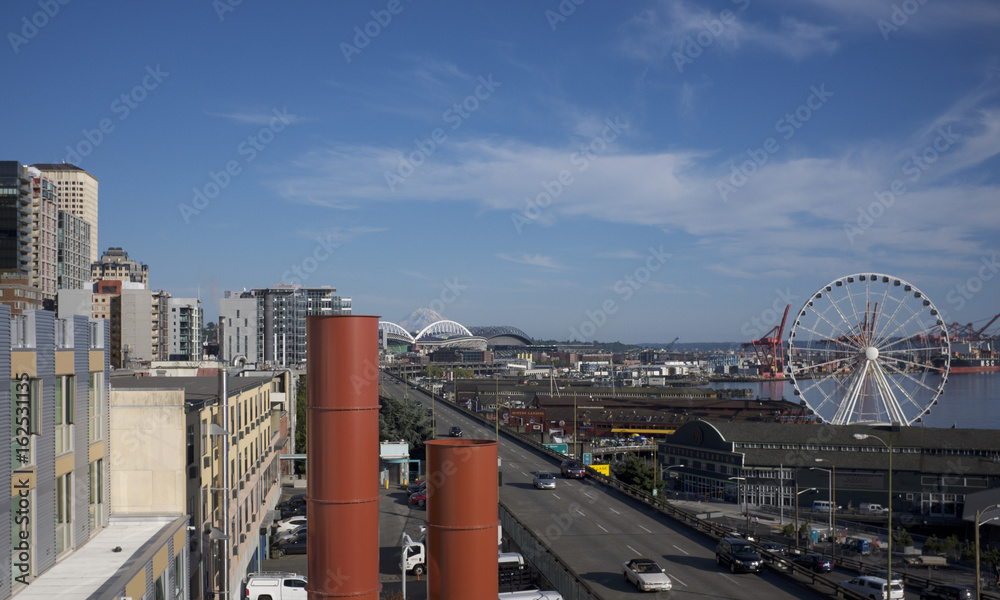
[11,377,40,468]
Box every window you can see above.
[88,373,103,441]
[11,377,40,468]
[173,551,184,599]
[89,460,103,531]
[55,473,72,555]
[54,375,75,455]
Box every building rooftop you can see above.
[14,517,183,600]
[111,373,277,405]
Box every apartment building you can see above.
[57,211,92,290]
[91,246,148,287]
[167,297,203,361]
[219,285,351,367]
[33,163,99,265]
[111,370,290,599]
[28,167,58,302]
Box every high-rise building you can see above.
[27,167,58,301]
[167,296,202,361]
[91,247,148,287]
[32,163,99,264]
[219,284,352,366]
[57,211,91,290]
[0,161,33,273]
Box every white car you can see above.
[274,516,307,535]
[623,558,672,592]
[533,472,557,490]
[841,576,904,600]
[274,524,305,544]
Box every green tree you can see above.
[295,376,307,452]
[422,366,444,378]
[613,453,662,494]
[379,392,432,460]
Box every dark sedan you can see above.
[793,553,834,573]
[272,532,307,557]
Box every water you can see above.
[708,372,1000,430]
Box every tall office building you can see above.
[32,163,99,264]
[27,167,58,301]
[0,161,33,273]
[91,247,148,287]
[166,296,203,361]
[219,284,351,366]
[57,212,91,290]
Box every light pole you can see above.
[794,485,818,549]
[573,393,578,460]
[811,461,835,547]
[854,432,892,587]
[976,504,1000,600]
[729,476,748,528]
[662,464,684,498]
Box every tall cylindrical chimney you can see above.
[306,315,381,600]
[425,439,499,600]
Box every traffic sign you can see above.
[582,453,592,465]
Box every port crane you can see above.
[948,312,1000,342]
[742,305,790,378]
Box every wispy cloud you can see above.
[496,253,562,269]
[206,109,303,126]
[595,250,646,259]
[619,0,838,64]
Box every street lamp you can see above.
[794,484,819,549]
[729,476,748,528]
[976,503,1000,600]
[854,432,892,587]
[811,460,836,547]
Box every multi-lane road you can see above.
[382,378,830,600]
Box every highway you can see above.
[381,377,830,600]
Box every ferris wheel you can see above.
[786,273,951,425]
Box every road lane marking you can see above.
[669,574,687,587]
[574,508,586,517]
[672,544,689,555]
[552,494,561,500]
[521,471,529,477]
[718,573,737,584]
[637,524,652,533]
[609,508,621,515]
[583,492,596,500]
[597,523,608,533]
[626,544,641,555]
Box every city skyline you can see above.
[3,1,999,343]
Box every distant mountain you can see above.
[397,308,446,333]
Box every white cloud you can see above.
[206,109,302,126]
[496,253,563,269]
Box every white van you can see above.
[498,589,564,600]
[499,552,525,570]
[860,503,886,515]
[840,576,904,600]
[812,500,835,513]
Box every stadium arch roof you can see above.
[468,326,533,346]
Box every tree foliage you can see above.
[613,453,663,494]
[295,375,307,452]
[379,392,432,460]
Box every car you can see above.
[274,524,305,544]
[793,553,834,573]
[841,576,904,600]
[449,426,463,437]
[533,472,557,490]
[409,491,427,507]
[622,558,672,592]
[715,538,763,574]
[862,568,903,584]
[560,459,586,479]
[272,535,308,557]
[274,516,307,535]
[758,541,788,557]
[405,478,426,494]
[722,529,755,542]
[279,504,307,519]
[275,493,306,512]
[246,571,307,600]
[921,584,975,600]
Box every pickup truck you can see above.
[905,555,948,568]
[245,571,307,600]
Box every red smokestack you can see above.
[425,438,499,600]
[306,316,381,600]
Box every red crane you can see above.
[743,304,791,378]
[948,312,1000,342]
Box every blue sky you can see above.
[4,0,999,343]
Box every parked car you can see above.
[449,426,463,437]
[841,576,904,600]
[272,534,308,557]
[533,472,557,490]
[409,491,427,507]
[279,504,307,519]
[715,538,763,574]
[622,558,672,592]
[276,493,306,511]
[560,459,586,479]
[246,571,307,600]
[921,584,975,600]
[274,516,307,535]
[406,478,426,494]
[793,553,834,573]
[274,524,305,544]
